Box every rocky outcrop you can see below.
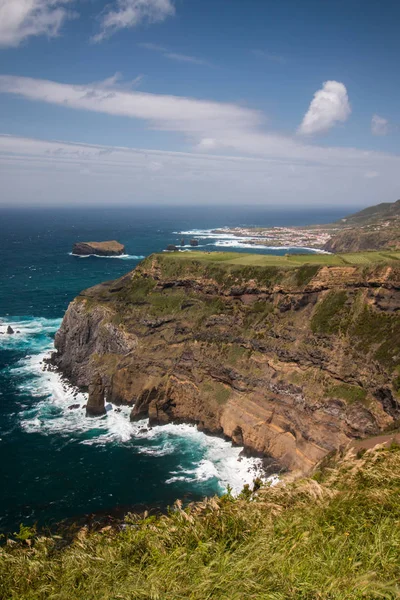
[72,241,125,256]
[86,374,106,417]
[52,254,400,474]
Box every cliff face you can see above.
[323,227,400,253]
[53,254,400,474]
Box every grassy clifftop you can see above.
[151,249,400,267]
[1,444,400,599]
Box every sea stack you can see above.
[72,241,125,257]
[190,239,199,247]
[166,244,179,251]
[86,374,106,417]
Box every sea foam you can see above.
[69,253,145,260]
[3,315,275,496]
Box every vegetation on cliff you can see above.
[1,444,400,599]
[323,199,400,253]
[53,251,400,474]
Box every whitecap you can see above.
[69,253,145,260]
[5,315,278,496]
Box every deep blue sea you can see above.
[0,205,350,534]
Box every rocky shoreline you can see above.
[51,252,400,476]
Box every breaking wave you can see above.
[69,253,145,260]
[2,316,275,496]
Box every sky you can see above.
[0,0,399,208]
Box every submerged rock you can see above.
[72,241,125,257]
[68,404,80,410]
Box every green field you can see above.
[158,249,400,268]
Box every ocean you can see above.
[0,205,350,534]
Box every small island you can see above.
[72,240,125,257]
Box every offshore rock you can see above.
[72,241,125,256]
[6,326,14,334]
[53,253,400,474]
[86,374,106,417]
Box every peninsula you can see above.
[72,240,125,256]
[53,249,400,474]
[211,198,400,253]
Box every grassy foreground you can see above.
[1,445,400,599]
[162,249,400,267]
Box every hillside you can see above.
[323,199,400,252]
[1,443,400,599]
[52,251,400,474]
[337,198,400,226]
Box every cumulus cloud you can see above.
[371,114,389,136]
[93,0,175,43]
[0,0,75,47]
[298,81,351,136]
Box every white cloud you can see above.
[1,134,399,207]
[0,73,261,142]
[298,81,351,136]
[93,0,175,43]
[0,74,399,177]
[371,114,389,136]
[163,52,210,66]
[0,0,75,47]
[139,42,210,66]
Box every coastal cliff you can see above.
[53,252,400,474]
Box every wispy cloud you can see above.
[371,114,389,136]
[139,41,211,66]
[298,81,351,136]
[252,50,286,64]
[91,72,144,90]
[138,41,167,52]
[164,52,210,66]
[0,74,398,177]
[0,0,75,48]
[93,0,175,43]
[1,134,399,207]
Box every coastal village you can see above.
[211,226,334,249]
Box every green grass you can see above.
[311,291,350,334]
[1,446,400,599]
[327,383,367,404]
[156,249,400,268]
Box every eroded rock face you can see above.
[72,241,125,256]
[86,374,106,417]
[52,254,400,474]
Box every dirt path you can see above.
[352,432,400,451]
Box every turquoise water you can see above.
[0,206,348,533]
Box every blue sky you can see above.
[0,0,399,207]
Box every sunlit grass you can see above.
[159,249,400,267]
[1,445,400,599]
